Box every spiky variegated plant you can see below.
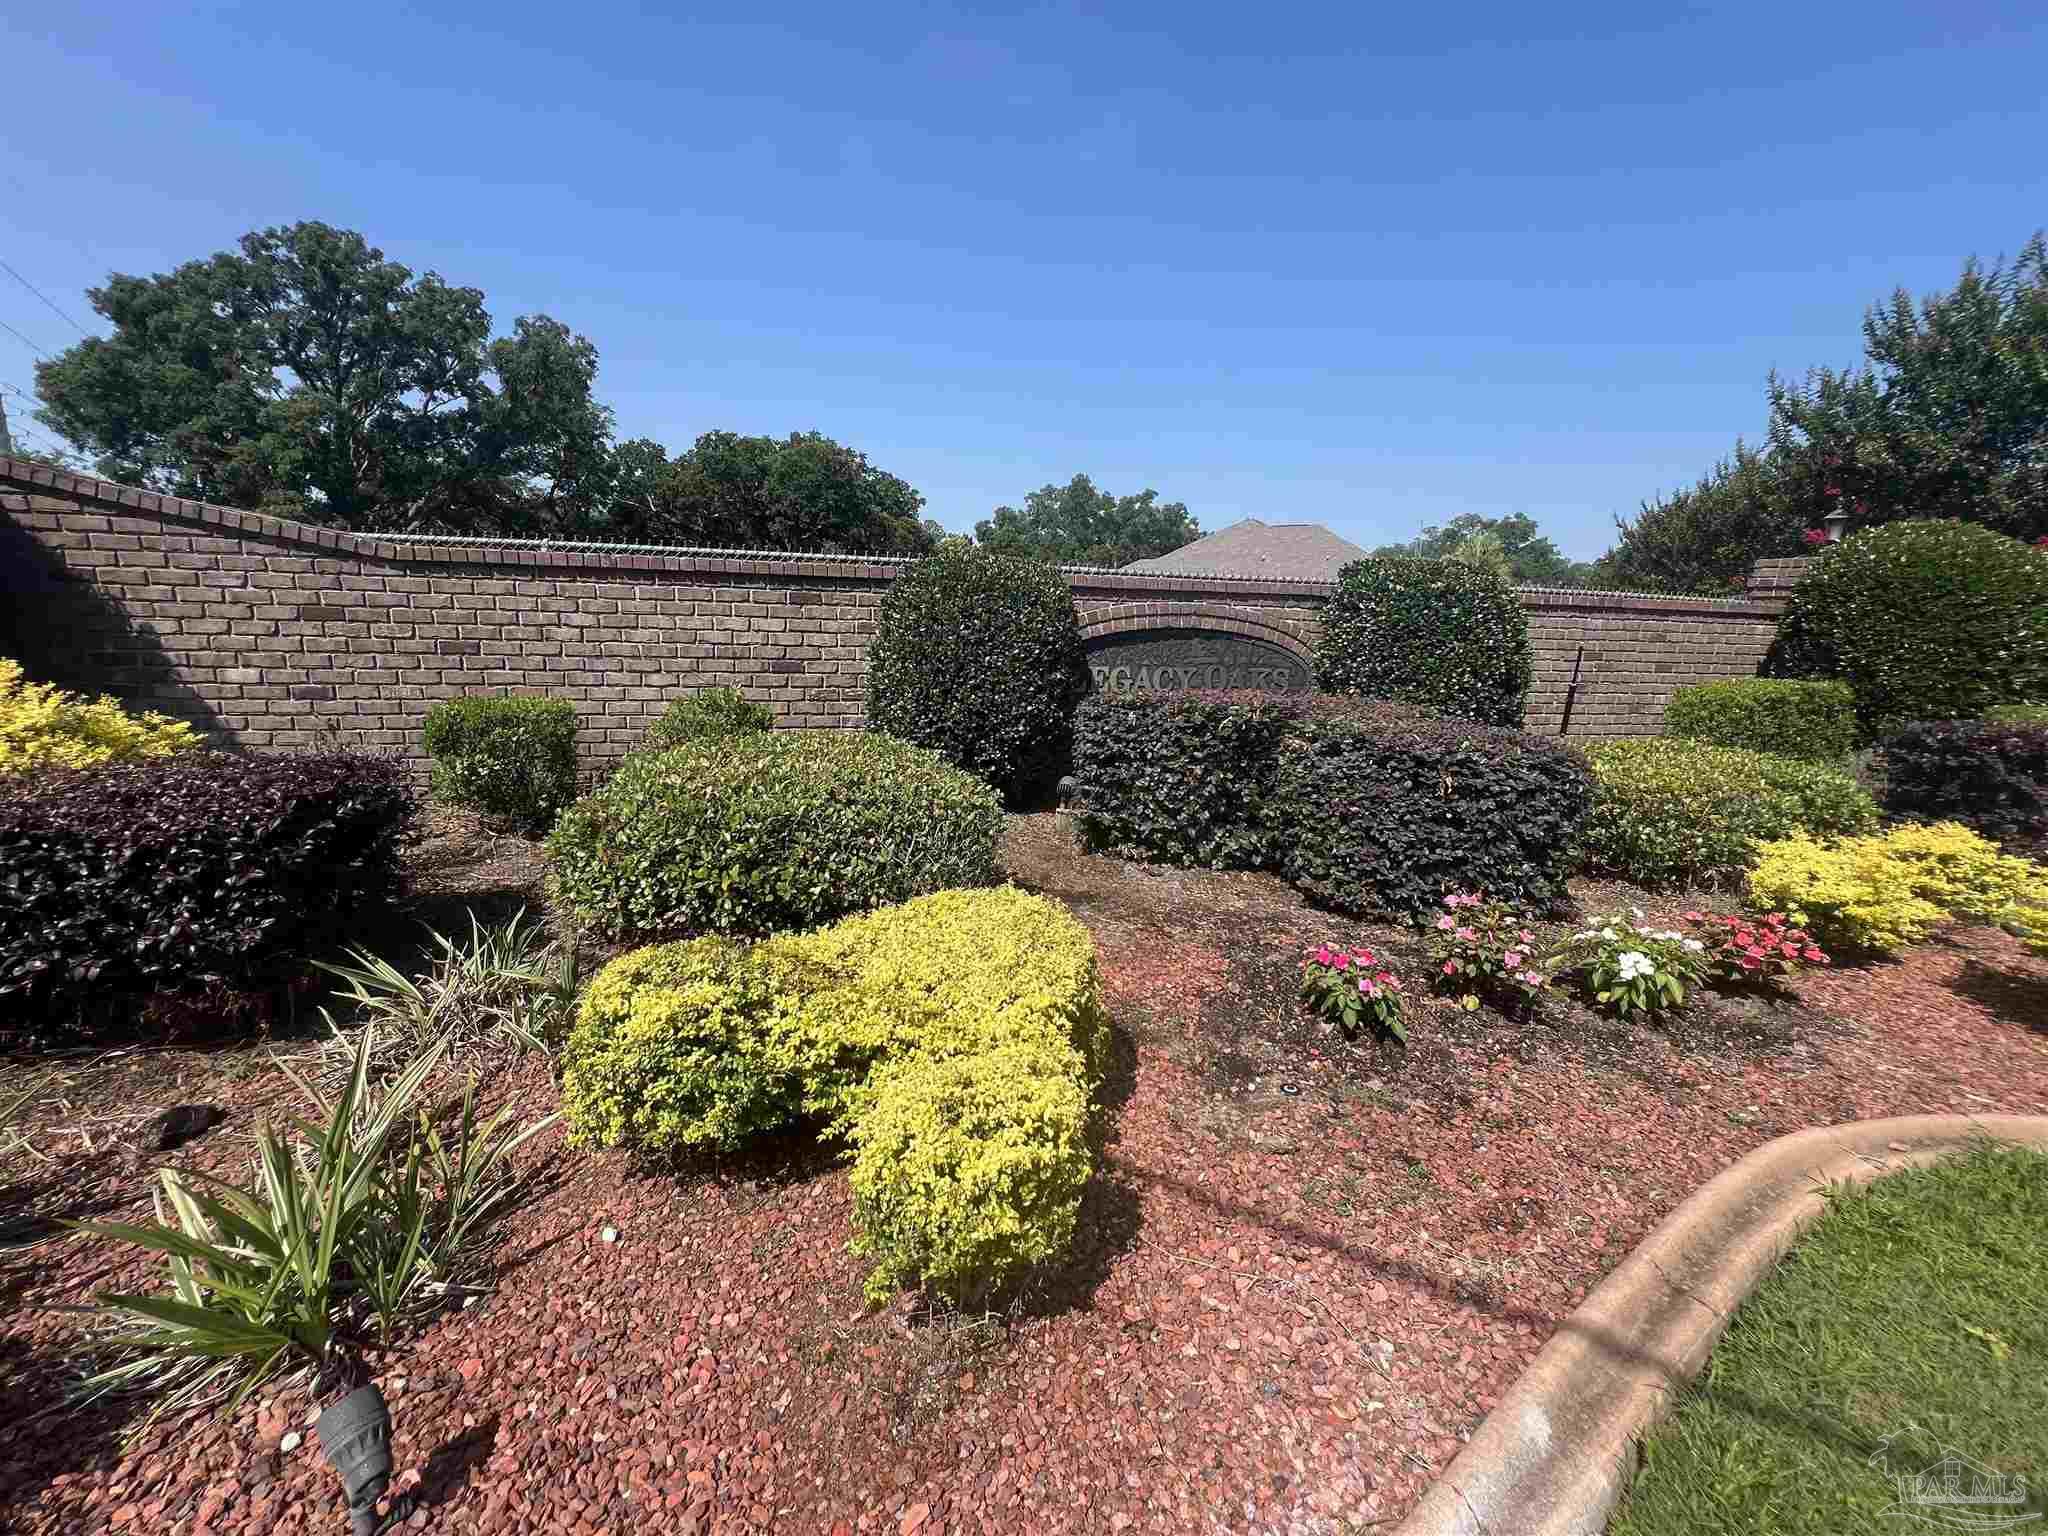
[73,1029,556,1420]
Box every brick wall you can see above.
[0,458,1805,764]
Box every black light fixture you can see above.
[317,1384,394,1536]
[1823,507,1850,543]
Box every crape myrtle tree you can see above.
[1601,232,2048,593]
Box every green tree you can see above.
[975,474,1200,566]
[593,430,935,554]
[34,222,614,533]
[1602,232,2048,590]
[1371,511,1596,586]
[1766,232,2048,543]
[1597,442,1815,594]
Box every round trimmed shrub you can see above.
[1578,738,1879,887]
[849,1043,1092,1305]
[1768,521,2048,741]
[1315,558,1532,726]
[559,886,1108,1302]
[1663,678,1857,762]
[865,545,1087,803]
[558,938,821,1154]
[422,694,579,831]
[1987,702,2048,725]
[646,686,772,749]
[545,732,1003,941]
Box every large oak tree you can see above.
[974,474,1199,566]
[35,222,613,533]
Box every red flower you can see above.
[1803,946,1826,962]
[1738,955,1760,971]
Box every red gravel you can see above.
[5,815,2046,1535]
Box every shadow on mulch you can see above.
[1949,958,2048,1035]
[0,1332,144,1518]
[407,1412,500,1516]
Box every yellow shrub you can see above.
[0,659,199,775]
[1748,822,2048,955]
[559,886,1108,1302]
[849,1043,1092,1305]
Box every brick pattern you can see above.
[0,457,1796,762]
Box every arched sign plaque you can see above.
[1085,627,1310,694]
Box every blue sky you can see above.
[3,2,2044,556]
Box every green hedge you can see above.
[1578,738,1880,886]
[1071,690,1588,917]
[647,686,772,749]
[865,545,1087,803]
[1664,679,1857,762]
[1069,690,1311,868]
[545,732,1003,940]
[1768,521,2048,741]
[1987,703,2048,725]
[422,695,579,832]
[1315,558,1532,726]
[1269,706,1592,918]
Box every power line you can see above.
[0,258,91,336]
[0,315,50,358]
[2,379,46,407]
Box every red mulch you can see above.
[4,816,2046,1535]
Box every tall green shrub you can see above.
[1315,558,1533,726]
[865,545,1087,803]
[545,732,1003,941]
[1663,679,1858,761]
[422,695,579,831]
[1767,521,2048,741]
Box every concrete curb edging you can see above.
[1393,1113,2048,1536]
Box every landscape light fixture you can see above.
[317,1384,395,1536]
[1823,507,1850,543]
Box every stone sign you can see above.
[1085,628,1311,694]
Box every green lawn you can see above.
[1609,1140,2048,1535]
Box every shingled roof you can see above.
[1121,518,1368,581]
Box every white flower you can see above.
[1630,906,1646,921]
[1615,950,1655,980]
[1600,926,1619,941]
[1573,930,1597,941]
[1681,938,1705,952]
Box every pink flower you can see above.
[1314,945,1334,965]
[1358,977,1375,996]
[1456,926,1478,942]
[1356,949,1375,966]
[1518,930,1534,944]
[1803,528,1830,546]
[1804,946,1826,962]
[1744,946,1766,960]
[1503,950,1523,968]
[1682,911,1703,923]
[1738,955,1760,971]
[1333,953,1350,970]
[1437,915,1456,931]
[1443,960,1459,975]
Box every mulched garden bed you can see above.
[4,811,2045,1535]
